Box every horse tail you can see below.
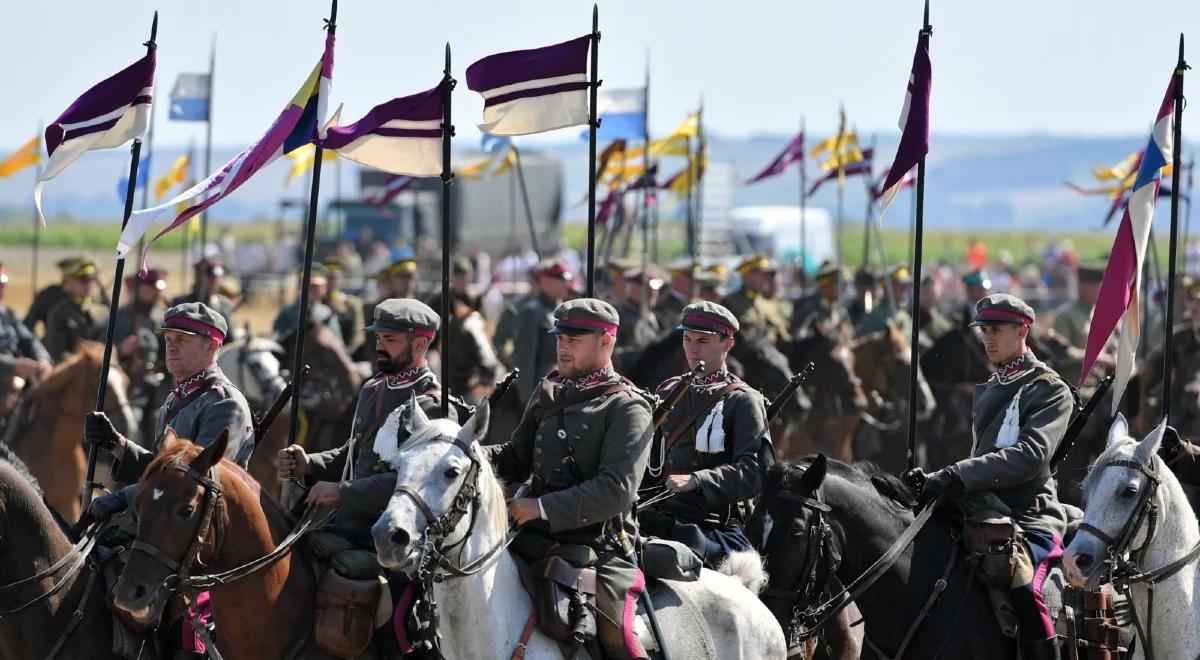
[715,550,768,594]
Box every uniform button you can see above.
[581,517,588,523]
[536,434,543,442]
[534,448,543,456]
[582,424,590,431]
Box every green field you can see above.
[0,218,1172,269]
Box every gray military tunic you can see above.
[111,364,254,483]
[306,365,454,530]
[0,304,51,380]
[957,352,1073,535]
[512,292,560,407]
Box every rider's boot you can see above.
[1020,636,1061,660]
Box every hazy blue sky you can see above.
[4,0,1199,151]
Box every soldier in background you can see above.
[723,255,790,345]
[24,256,87,336]
[169,257,236,334]
[44,258,108,362]
[511,258,575,408]
[321,256,366,356]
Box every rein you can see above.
[0,524,100,618]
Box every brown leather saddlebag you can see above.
[532,555,598,644]
[964,516,1022,589]
[314,569,381,658]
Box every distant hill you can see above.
[0,133,1192,233]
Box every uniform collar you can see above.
[992,350,1036,385]
[692,367,732,390]
[171,365,219,400]
[376,364,433,390]
[554,364,617,391]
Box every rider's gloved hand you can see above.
[1160,425,1190,462]
[73,485,134,536]
[919,466,963,507]
[901,467,927,492]
[84,411,127,454]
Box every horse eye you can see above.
[789,526,806,540]
[178,504,195,517]
[1120,486,1138,499]
[444,467,462,479]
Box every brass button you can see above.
[557,429,567,440]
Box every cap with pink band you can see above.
[163,317,227,343]
[975,308,1033,326]
[556,316,618,336]
[681,313,737,336]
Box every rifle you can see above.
[488,368,520,407]
[766,361,815,423]
[253,365,310,445]
[651,361,706,431]
[1050,374,1114,472]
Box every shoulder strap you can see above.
[163,376,220,426]
[662,382,748,450]
[538,382,634,423]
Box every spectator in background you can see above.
[355,226,376,263]
[363,241,393,280]
[965,237,988,271]
[335,240,365,289]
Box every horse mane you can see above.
[33,340,104,397]
[142,438,206,478]
[766,458,917,510]
[0,443,43,497]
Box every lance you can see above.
[685,132,696,294]
[1184,154,1195,262]
[862,135,876,268]
[200,35,216,251]
[640,55,652,316]
[1162,34,1189,420]
[799,116,809,293]
[835,104,847,266]
[284,0,337,453]
[82,12,157,511]
[31,122,43,297]
[511,144,541,258]
[905,0,932,473]
[439,43,456,414]
[695,96,706,279]
[585,4,601,297]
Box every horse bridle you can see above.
[131,464,226,593]
[757,489,842,643]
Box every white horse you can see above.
[370,398,786,660]
[217,336,287,405]
[1063,415,1200,660]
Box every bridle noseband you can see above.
[758,489,842,642]
[131,463,225,592]
[1077,457,1162,577]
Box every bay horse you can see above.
[6,340,136,522]
[1064,416,1200,659]
[0,445,118,659]
[370,398,787,659]
[111,428,342,659]
[276,322,363,455]
[751,455,1017,659]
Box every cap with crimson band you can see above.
[549,298,619,336]
[970,293,1035,327]
[159,302,229,345]
[677,301,739,337]
[365,298,440,339]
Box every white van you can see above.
[729,206,835,274]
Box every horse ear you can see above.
[1136,418,1168,463]
[1107,413,1130,448]
[796,454,828,493]
[191,429,229,474]
[405,390,430,434]
[162,427,181,449]
[461,400,490,447]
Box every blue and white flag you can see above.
[116,151,152,200]
[591,87,645,140]
[169,73,211,121]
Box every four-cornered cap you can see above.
[1078,263,1105,285]
[814,260,843,285]
[605,258,637,275]
[703,261,729,279]
[961,269,991,290]
[195,258,225,278]
[375,258,419,280]
[970,294,1035,328]
[63,258,98,280]
[890,266,912,284]
[678,301,739,337]
[550,298,619,336]
[365,298,440,339]
[126,267,168,290]
[160,302,229,345]
[320,256,344,272]
[56,256,86,272]
[666,257,698,276]
[533,258,573,281]
[695,270,723,290]
[736,254,774,275]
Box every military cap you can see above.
[307,263,331,284]
[194,257,226,278]
[0,263,8,284]
[1078,263,1105,285]
[961,269,991,290]
[549,298,619,336]
[605,258,638,275]
[159,302,229,344]
[666,257,699,276]
[452,256,474,276]
[63,258,98,280]
[217,278,242,300]
[364,298,440,338]
[970,293,1035,327]
[890,266,912,284]
[736,254,775,275]
[703,261,729,279]
[678,301,739,337]
[126,267,168,290]
[695,270,723,290]
[854,268,877,288]
[533,258,573,280]
[814,261,844,285]
[320,256,344,271]
[56,256,85,271]
[375,257,419,280]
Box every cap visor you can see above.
[548,325,597,336]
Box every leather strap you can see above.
[511,605,540,660]
[662,382,748,451]
[538,382,633,423]
[162,376,219,427]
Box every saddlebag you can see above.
[314,569,381,658]
[963,513,1022,589]
[532,555,598,645]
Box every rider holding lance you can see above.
[482,298,654,660]
[640,301,773,565]
[907,294,1073,660]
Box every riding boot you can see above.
[1020,636,1060,660]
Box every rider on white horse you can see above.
[481,298,655,659]
[639,301,773,567]
[906,293,1074,660]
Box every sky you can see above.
[3,0,1198,154]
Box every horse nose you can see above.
[390,527,410,549]
[1074,552,1095,570]
[131,582,148,601]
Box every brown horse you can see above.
[7,341,136,522]
[112,429,340,659]
[0,446,118,659]
[278,323,363,456]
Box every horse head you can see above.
[217,337,286,405]
[853,325,935,428]
[371,396,503,575]
[1063,415,1181,589]
[112,428,230,629]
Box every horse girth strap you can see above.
[661,382,747,451]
